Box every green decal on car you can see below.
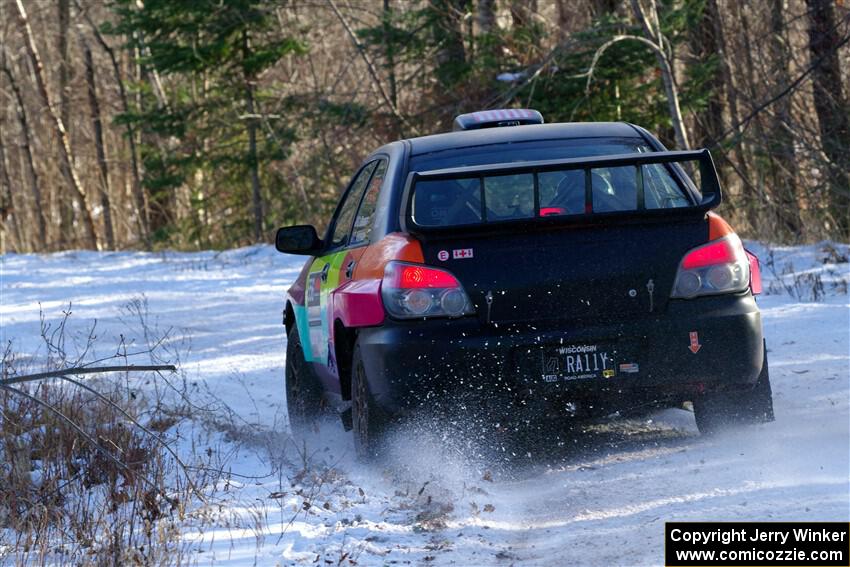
[300,250,350,364]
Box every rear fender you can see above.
[330,279,385,328]
[327,232,424,393]
[327,232,424,338]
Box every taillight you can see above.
[382,261,474,319]
[671,234,750,299]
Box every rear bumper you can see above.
[356,292,764,415]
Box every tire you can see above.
[351,341,389,461]
[693,347,775,435]
[285,327,323,431]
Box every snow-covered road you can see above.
[1,242,848,566]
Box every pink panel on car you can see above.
[331,279,385,327]
[746,250,762,295]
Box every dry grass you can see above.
[0,304,206,566]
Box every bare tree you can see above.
[14,0,97,249]
[243,30,265,243]
[81,37,115,249]
[56,0,78,245]
[0,56,47,250]
[575,0,690,149]
[765,0,802,237]
[76,0,150,248]
[805,0,850,237]
[0,125,24,253]
[479,0,497,34]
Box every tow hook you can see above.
[485,291,494,324]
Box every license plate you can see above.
[540,344,617,382]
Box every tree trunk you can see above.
[767,0,802,238]
[383,0,398,111]
[689,0,724,149]
[15,0,97,249]
[707,0,754,212]
[805,0,850,238]
[78,0,150,248]
[432,0,468,87]
[734,2,767,234]
[630,0,690,150]
[82,40,115,250]
[478,0,497,34]
[0,62,48,251]
[57,0,76,246]
[510,0,537,29]
[243,30,264,243]
[0,125,24,253]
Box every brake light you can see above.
[382,262,474,319]
[540,207,566,216]
[671,234,750,298]
[392,264,460,289]
[681,240,737,269]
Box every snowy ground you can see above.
[1,241,848,566]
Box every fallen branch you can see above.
[0,364,176,386]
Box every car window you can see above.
[412,162,693,227]
[350,159,387,245]
[484,174,535,221]
[539,170,584,216]
[328,161,378,249]
[644,163,691,209]
[413,177,481,227]
[591,166,638,213]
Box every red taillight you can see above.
[382,262,473,319]
[395,265,460,289]
[681,238,738,270]
[671,234,750,299]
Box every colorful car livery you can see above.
[276,111,774,459]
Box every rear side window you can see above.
[350,159,387,245]
[329,161,377,249]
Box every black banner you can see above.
[665,522,849,566]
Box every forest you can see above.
[0,0,848,252]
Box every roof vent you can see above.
[452,109,544,131]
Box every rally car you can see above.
[276,109,774,459]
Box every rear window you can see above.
[410,139,693,228]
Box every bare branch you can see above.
[54,373,205,502]
[0,383,162,494]
[326,0,418,136]
[0,364,177,387]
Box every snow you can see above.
[1,242,848,566]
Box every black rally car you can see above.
[276,109,774,458]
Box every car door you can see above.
[305,159,388,380]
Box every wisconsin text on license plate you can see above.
[541,344,615,382]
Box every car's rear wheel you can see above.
[351,341,389,461]
[285,328,323,431]
[693,348,775,435]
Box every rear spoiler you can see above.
[402,149,722,233]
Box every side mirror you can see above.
[275,225,322,255]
